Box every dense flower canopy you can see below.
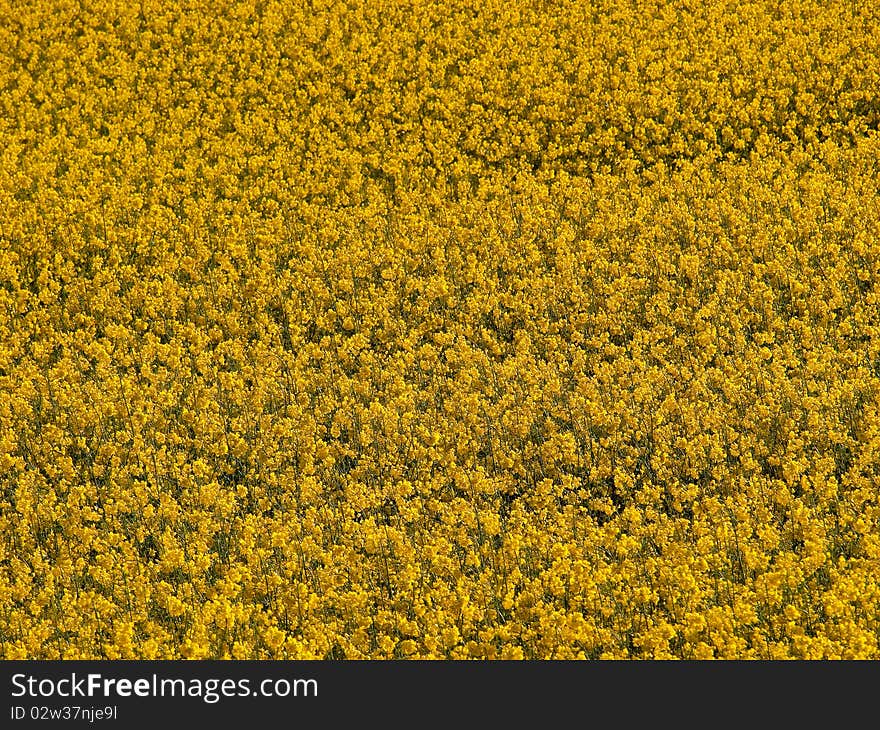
[1,0,879,658]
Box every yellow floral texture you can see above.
[1,0,880,658]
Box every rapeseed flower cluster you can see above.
[1,0,879,658]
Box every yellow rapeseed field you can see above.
[1,0,879,659]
